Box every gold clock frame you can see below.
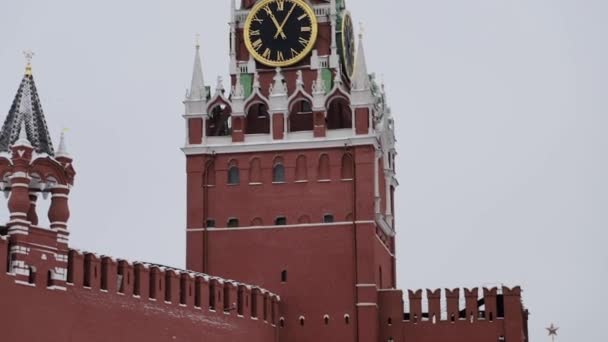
[244,0,319,68]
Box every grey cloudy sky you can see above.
[1,0,606,340]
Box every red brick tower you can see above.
[183,1,397,341]
[0,54,76,289]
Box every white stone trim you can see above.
[375,234,395,258]
[356,284,377,288]
[356,303,378,307]
[183,136,379,155]
[187,220,375,232]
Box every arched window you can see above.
[206,104,231,136]
[281,270,287,283]
[295,155,307,181]
[327,98,352,129]
[204,161,216,186]
[299,316,305,326]
[227,218,240,228]
[317,154,330,181]
[344,314,350,325]
[249,158,262,184]
[246,103,270,134]
[341,153,354,180]
[227,161,240,185]
[324,315,330,325]
[273,158,285,183]
[289,99,313,132]
[323,214,334,223]
[275,216,287,226]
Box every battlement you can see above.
[378,286,525,326]
[0,241,280,328]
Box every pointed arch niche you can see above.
[317,154,330,181]
[245,102,270,135]
[341,153,354,180]
[206,103,232,137]
[249,158,262,184]
[288,99,313,132]
[326,98,352,130]
[295,155,308,182]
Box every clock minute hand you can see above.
[268,12,287,40]
[274,3,297,39]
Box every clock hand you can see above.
[267,12,288,40]
[274,3,297,39]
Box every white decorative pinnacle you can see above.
[14,120,31,148]
[270,67,287,96]
[296,70,305,89]
[23,50,34,76]
[215,76,225,96]
[253,71,261,91]
[188,38,206,101]
[232,73,245,99]
[56,129,70,158]
[312,68,326,95]
[352,29,370,91]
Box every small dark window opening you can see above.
[228,218,240,228]
[223,286,230,312]
[180,276,187,305]
[323,214,334,223]
[206,219,216,228]
[275,217,287,226]
[451,313,455,322]
[388,317,393,326]
[46,270,53,287]
[228,166,240,185]
[299,317,305,326]
[497,295,505,318]
[345,315,350,324]
[273,164,286,183]
[489,312,494,322]
[281,270,287,283]
[209,282,216,310]
[324,316,329,325]
[280,318,285,327]
[165,272,172,302]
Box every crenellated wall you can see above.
[378,287,529,342]
[0,240,280,342]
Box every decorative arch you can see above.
[206,102,232,137]
[326,97,352,130]
[249,158,262,184]
[288,98,313,132]
[295,155,307,181]
[250,217,263,226]
[317,154,330,181]
[245,99,270,134]
[297,215,311,224]
[341,153,354,180]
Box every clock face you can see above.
[244,0,318,67]
[339,11,356,79]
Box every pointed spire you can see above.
[56,129,70,159]
[188,36,206,100]
[0,57,55,155]
[252,71,261,92]
[232,73,244,99]
[312,68,326,95]
[13,120,31,148]
[296,70,305,89]
[352,27,370,91]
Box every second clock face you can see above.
[244,0,318,67]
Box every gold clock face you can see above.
[244,0,318,67]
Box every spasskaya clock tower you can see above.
[183,0,397,341]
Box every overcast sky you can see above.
[1,0,606,341]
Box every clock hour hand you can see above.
[268,12,288,40]
[274,3,297,39]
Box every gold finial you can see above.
[23,50,34,76]
[195,33,201,49]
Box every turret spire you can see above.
[56,129,70,158]
[352,27,370,91]
[0,55,55,155]
[188,36,206,101]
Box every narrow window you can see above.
[323,214,334,223]
[280,318,285,327]
[206,219,216,228]
[204,161,216,186]
[273,163,285,183]
[275,216,287,226]
[345,315,350,325]
[227,161,240,185]
[388,317,393,326]
[281,270,287,283]
[324,315,330,325]
[299,317,305,326]
[227,218,240,228]
[46,270,53,287]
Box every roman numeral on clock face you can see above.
[262,48,272,59]
[277,51,285,62]
[299,37,309,47]
[277,0,285,11]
